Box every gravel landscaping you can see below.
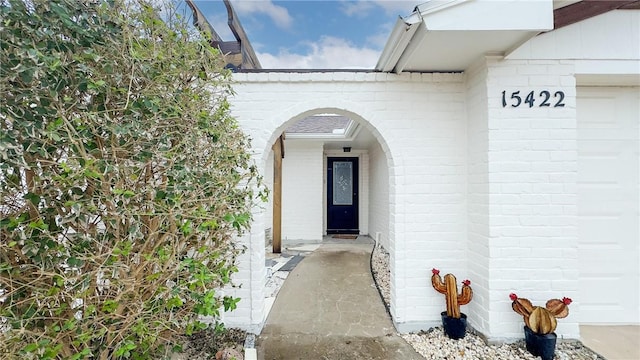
[370,244,606,360]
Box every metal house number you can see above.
[501,90,565,108]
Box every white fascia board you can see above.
[394,21,429,73]
[415,0,470,16]
[375,14,422,72]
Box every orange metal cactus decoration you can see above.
[431,268,473,319]
[510,293,572,335]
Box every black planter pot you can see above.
[524,326,557,360]
[441,312,467,339]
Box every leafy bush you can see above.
[0,0,263,358]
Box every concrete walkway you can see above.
[580,325,640,360]
[257,242,422,360]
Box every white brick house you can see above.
[220,0,639,342]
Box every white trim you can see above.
[576,74,640,87]
[395,22,428,74]
[375,15,422,72]
[415,0,470,16]
[574,60,640,77]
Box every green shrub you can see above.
[0,0,263,358]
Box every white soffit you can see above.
[377,0,554,72]
[396,28,541,72]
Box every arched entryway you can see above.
[261,108,395,249]
[256,106,398,325]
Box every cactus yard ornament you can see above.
[510,293,572,334]
[431,268,473,319]
[510,293,572,360]
[431,268,473,339]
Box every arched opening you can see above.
[257,106,397,321]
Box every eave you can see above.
[375,0,555,73]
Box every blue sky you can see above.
[188,1,417,68]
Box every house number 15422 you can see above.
[501,90,565,108]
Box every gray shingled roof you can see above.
[286,115,351,134]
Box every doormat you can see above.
[279,255,304,272]
[332,235,358,240]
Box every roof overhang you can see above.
[375,0,554,73]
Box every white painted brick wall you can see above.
[369,141,390,250]
[264,151,273,240]
[225,67,579,340]
[282,140,324,241]
[484,58,579,340]
[466,57,492,335]
[223,208,266,333]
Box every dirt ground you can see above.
[171,327,246,360]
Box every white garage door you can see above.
[578,86,639,324]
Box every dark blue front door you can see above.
[327,157,359,234]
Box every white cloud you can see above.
[372,0,416,14]
[340,0,376,18]
[230,0,293,29]
[257,36,381,69]
[366,29,392,48]
[340,0,415,17]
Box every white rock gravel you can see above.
[371,242,391,308]
[370,244,605,360]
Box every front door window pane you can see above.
[333,161,353,205]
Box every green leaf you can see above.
[102,300,118,313]
[69,347,92,360]
[223,296,240,312]
[167,296,183,309]
[22,343,39,353]
[113,189,135,197]
[20,68,34,83]
[49,59,62,70]
[114,341,136,358]
[87,79,106,90]
[154,190,167,200]
[83,168,101,179]
[179,220,192,235]
[28,219,48,231]
[23,192,41,206]
[67,257,84,268]
[199,219,218,230]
